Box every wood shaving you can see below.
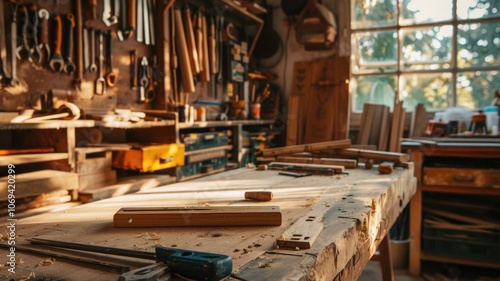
[137,232,163,240]
[258,263,271,268]
[19,272,36,281]
[36,258,55,267]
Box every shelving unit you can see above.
[0,120,95,173]
[402,139,500,275]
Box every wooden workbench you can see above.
[0,165,416,281]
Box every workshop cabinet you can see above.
[403,140,500,275]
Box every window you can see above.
[351,0,500,112]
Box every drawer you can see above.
[113,143,185,172]
[423,167,500,187]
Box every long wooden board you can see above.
[276,156,357,169]
[263,139,351,157]
[113,206,282,227]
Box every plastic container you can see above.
[484,106,499,134]
[443,107,473,133]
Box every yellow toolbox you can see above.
[113,143,185,172]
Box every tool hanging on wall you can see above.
[105,31,117,87]
[75,0,84,89]
[63,13,76,74]
[95,30,106,95]
[295,0,337,50]
[16,5,32,62]
[38,9,50,64]
[49,15,65,72]
[28,4,42,64]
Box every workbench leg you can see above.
[378,235,394,281]
[408,150,422,276]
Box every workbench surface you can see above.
[1,166,416,281]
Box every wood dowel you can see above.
[174,9,195,93]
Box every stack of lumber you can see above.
[261,139,410,169]
[287,56,350,145]
[357,102,407,152]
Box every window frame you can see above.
[350,0,500,112]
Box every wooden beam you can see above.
[113,206,282,227]
[263,139,352,157]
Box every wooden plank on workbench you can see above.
[277,210,324,249]
[263,139,351,157]
[276,156,357,169]
[113,206,282,227]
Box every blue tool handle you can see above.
[155,247,232,281]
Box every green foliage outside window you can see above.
[351,0,500,111]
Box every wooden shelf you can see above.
[421,252,500,270]
[0,120,95,130]
[178,119,275,129]
[94,120,175,129]
[0,153,69,166]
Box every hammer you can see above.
[26,102,81,122]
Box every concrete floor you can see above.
[360,261,423,281]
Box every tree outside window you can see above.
[351,0,500,112]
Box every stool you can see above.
[370,235,394,281]
[469,112,487,134]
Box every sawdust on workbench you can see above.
[36,258,55,267]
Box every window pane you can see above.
[457,71,499,109]
[457,0,500,20]
[351,0,397,29]
[400,73,452,110]
[401,25,452,70]
[400,0,452,25]
[352,75,396,111]
[457,23,500,68]
[352,31,397,73]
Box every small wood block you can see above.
[113,206,282,227]
[245,191,273,201]
[277,211,324,249]
[378,162,394,175]
[0,170,78,200]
